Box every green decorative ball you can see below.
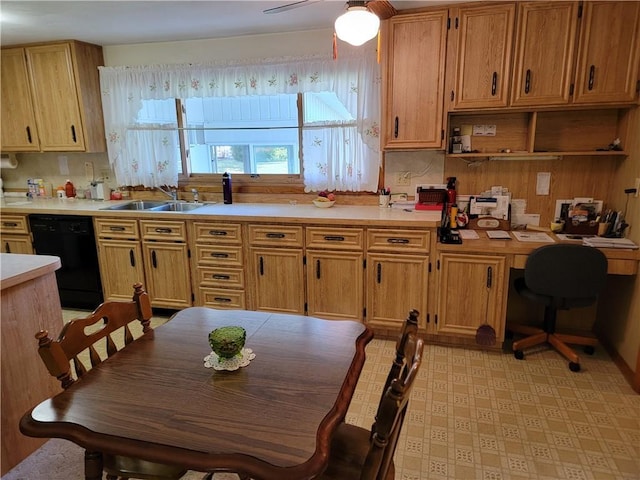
[208,326,246,359]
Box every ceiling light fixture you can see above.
[335,1,380,47]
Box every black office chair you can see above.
[507,244,608,372]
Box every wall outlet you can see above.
[100,169,111,181]
[395,171,411,186]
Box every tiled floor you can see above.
[13,310,640,479]
[347,339,640,480]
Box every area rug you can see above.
[1,438,240,480]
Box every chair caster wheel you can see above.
[569,362,580,372]
[584,346,595,355]
[514,350,524,360]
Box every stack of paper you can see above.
[512,231,555,243]
[583,237,638,249]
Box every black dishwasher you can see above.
[29,214,103,309]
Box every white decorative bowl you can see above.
[313,199,336,208]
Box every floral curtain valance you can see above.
[99,45,381,190]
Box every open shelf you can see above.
[446,108,631,161]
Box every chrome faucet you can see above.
[157,186,177,201]
[191,188,199,203]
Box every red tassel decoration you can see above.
[333,32,338,60]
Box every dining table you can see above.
[19,307,373,480]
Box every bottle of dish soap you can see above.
[222,172,232,204]
[64,180,76,198]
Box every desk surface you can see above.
[20,308,373,479]
[436,231,639,274]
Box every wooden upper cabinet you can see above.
[449,3,516,110]
[1,49,40,151]
[383,9,448,149]
[573,1,640,104]
[1,41,106,152]
[511,2,579,107]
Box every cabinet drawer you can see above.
[306,227,364,250]
[192,222,242,244]
[196,266,245,289]
[195,245,243,267]
[200,287,246,309]
[95,218,139,239]
[0,215,29,234]
[248,225,304,247]
[140,220,187,242]
[367,229,430,253]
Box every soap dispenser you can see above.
[222,172,232,204]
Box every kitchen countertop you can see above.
[0,198,442,228]
[0,253,61,290]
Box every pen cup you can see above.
[597,222,610,236]
[379,195,390,208]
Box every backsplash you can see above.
[1,152,114,197]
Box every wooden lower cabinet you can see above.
[305,226,365,321]
[2,235,33,254]
[435,253,507,340]
[95,218,145,302]
[248,224,305,314]
[306,250,364,321]
[140,220,191,309]
[96,238,145,302]
[142,242,191,309]
[1,215,33,254]
[190,221,246,310]
[250,247,305,314]
[366,253,429,329]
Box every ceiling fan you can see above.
[263,0,398,20]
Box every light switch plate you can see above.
[84,162,94,182]
[536,172,551,196]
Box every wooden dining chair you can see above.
[34,283,187,480]
[317,310,425,480]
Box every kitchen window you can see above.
[99,48,381,192]
[136,91,358,179]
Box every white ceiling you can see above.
[0,1,442,47]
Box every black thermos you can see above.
[222,172,232,204]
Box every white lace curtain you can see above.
[99,46,381,191]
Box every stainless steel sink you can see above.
[149,202,206,212]
[100,200,169,210]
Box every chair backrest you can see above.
[524,244,608,300]
[35,283,153,389]
[382,309,419,395]
[362,331,424,480]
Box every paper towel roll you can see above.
[0,154,18,169]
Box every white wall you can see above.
[104,28,338,66]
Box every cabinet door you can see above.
[251,248,304,314]
[97,239,145,302]
[573,1,640,104]
[1,235,33,255]
[25,43,86,151]
[436,253,506,340]
[1,48,40,151]
[306,250,364,321]
[511,2,579,107]
[451,3,516,109]
[366,253,428,329]
[143,242,192,309]
[384,10,448,149]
